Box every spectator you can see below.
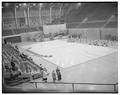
[56,67,62,81]
[11,62,18,72]
[5,65,11,72]
[39,64,43,72]
[11,57,15,63]
[52,70,56,83]
[29,57,33,61]
[42,70,48,82]
[11,61,15,67]
[4,39,7,44]
[10,62,21,80]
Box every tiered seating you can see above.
[66,3,117,23]
[4,44,39,71]
[2,30,13,36]
[2,43,42,86]
[67,21,107,28]
[77,21,106,28]
[105,21,118,28]
[13,27,42,35]
[68,36,117,48]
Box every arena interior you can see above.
[2,2,118,93]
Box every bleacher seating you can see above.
[67,21,107,28]
[2,30,13,36]
[67,36,117,48]
[105,21,118,28]
[2,43,42,86]
[66,3,117,23]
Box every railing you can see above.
[29,81,118,93]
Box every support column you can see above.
[27,7,30,27]
[50,7,52,23]
[39,4,42,26]
[14,7,18,29]
[24,9,27,26]
[59,6,62,24]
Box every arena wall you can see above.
[2,31,43,43]
[68,28,100,40]
[68,28,117,40]
[43,24,66,34]
[2,27,117,43]
[100,28,118,40]
[20,31,43,42]
[2,35,21,43]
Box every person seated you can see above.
[39,64,43,71]
[20,52,28,60]
[4,65,11,73]
[11,56,14,61]
[29,57,33,61]
[11,62,17,71]
[20,53,24,59]
[10,63,21,80]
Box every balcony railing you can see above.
[29,81,118,93]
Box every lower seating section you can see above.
[32,73,42,80]
[2,43,42,86]
[68,35,118,48]
[2,30,13,36]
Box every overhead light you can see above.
[77,3,82,6]
[19,4,22,6]
[16,6,19,8]
[39,3,43,7]
[33,3,36,6]
[23,3,27,6]
[29,6,32,8]
[5,3,9,7]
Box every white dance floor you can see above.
[22,40,117,68]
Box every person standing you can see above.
[52,70,56,83]
[58,71,61,81]
[39,64,43,72]
[42,69,48,82]
[56,67,62,81]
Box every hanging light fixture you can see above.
[19,3,22,6]
[16,6,19,8]
[23,3,27,6]
[5,3,9,7]
[39,3,43,7]
[33,3,36,6]
[77,3,82,7]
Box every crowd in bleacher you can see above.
[2,41,62,86]
[68,35,118,48]
[2,41,41,85]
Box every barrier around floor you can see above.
[29,81,118,93]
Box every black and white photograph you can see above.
[2,1,118,93]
